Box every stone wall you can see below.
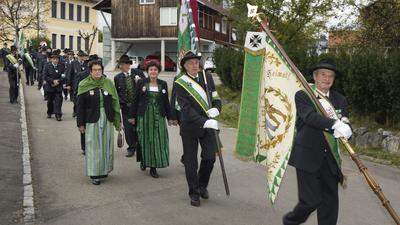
[350,127,400,154]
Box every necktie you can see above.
[125,73,135,104]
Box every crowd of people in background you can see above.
[1,44,222,207]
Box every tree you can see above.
[78,26,98,54]
[0,0,48,47]
[358,0,400,48]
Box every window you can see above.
[60,35,65,49]
[221,18,227,34]
[77,5,82,21]
[214,22,221,32]
[52,34,57,49]
[69,35,73,50]
[199,10,213,30]
[160,7,177,26]
[139,0,155,4]
[51,0,57,18]
[60,2,66,19]
[77,36,81,50]
[84,6,90,22]
[69,4,74,20]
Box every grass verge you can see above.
[216,85,240,128]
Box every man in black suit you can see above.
[175,51,222,207]
[5,45,20,104]
[43,51,65,121]
[66,50,88,117]
[114,54,145,157]
[283,59,352,225]
[0,43,10,71]
[36,47,48,90]
[22,48,35,86]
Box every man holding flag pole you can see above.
[236,4,400,225]
[173,0,229,207]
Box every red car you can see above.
[144,55,177,71]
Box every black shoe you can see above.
[64,96,68,100]
[199,188,209,199]
[82,151,86,155]
[125,151,134,157]
[150,168,159,178]
[56,116,62,121]
[190,195,200,207]
[140,164,146,171]
[47,114,51,118]
[72,112,76,118]
[91,179,101,185]
[180,155,184,165]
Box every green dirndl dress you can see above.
[137,86,169,168]
[85,93,114,177]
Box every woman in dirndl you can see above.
[130,60,172,178]
[77,60,121,185]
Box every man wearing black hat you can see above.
[174,51,222,207]
[36,47,48,91]
[283,59,352,225]
[114,54,145,157]
[0,43,10,71]
[5,45,20,104]
[64,49,75,101]
[22,47,35,86]
[66,50,88,116]
[43,51,65,121]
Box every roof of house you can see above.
[93,0,111,13]
[93,0,230,16]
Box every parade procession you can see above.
[0,0,400,225]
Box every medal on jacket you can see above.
[89,90,94,96]
[142,86,146,92]
[104,91,109,96]
[162,89,166,94]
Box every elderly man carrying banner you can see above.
[283,59,352,225]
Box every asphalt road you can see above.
[20,74,400,225]
[0,71,23,224]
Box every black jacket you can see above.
[175,72,222,137]
[130,78,171,119]
[289,90,349,180]
[73,68,90,96]
[77,88,115,127]
[5,53,19,80]
[43,62,65,92]
[67,60,87,89]
[114,69,146,107]
[36,53,47,75]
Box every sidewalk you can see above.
[0,71,23,224]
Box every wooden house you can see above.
[93,0,236,71]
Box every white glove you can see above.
[13,63,19,68]
[134,75,140,82]
[207,108,220,118]
[341,116,350,124]
[203,119,219,130]
[332,120,352,139]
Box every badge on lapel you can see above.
[104,91,109,96]
[89,90,94,96]
[142,86,147,92]
[162,89,166,94]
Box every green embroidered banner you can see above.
[235,50,264,161]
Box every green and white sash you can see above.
[308,84,341,167]
[6,54,18,65]
[175,74,209,113]
[24,53,36,69]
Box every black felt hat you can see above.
[77,50,88,57]
[180,51,201,68]
[117,54,132,65]
[310,59,341,76]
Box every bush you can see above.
[28,36,51,50]
[214,47,244,91]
